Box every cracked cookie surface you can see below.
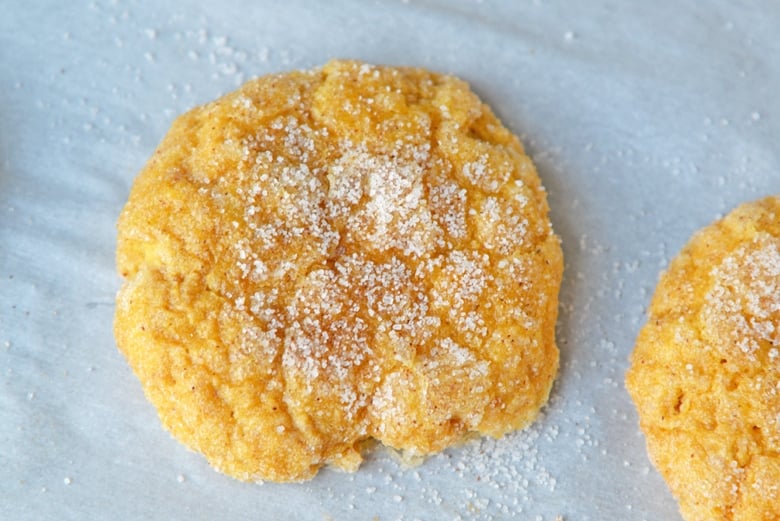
[114,60,562,482]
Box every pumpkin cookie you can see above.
[115,60,563,482]
[627,197,780,520]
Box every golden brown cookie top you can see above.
[627,196,780,521]
[115,60,562,482]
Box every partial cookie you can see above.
[114,60,563,482]
[627,197,780,521]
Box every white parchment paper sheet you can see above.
[2,1,779,519]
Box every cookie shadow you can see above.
[528,151,585,397]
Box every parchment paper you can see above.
[2,1,779,519]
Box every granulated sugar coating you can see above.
[627,196,780,521]
[114,60,563,482]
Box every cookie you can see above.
[114,60,563,482]
[626,197,780,520]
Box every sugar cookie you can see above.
[115,60,563,482]
[627,197,780,520]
